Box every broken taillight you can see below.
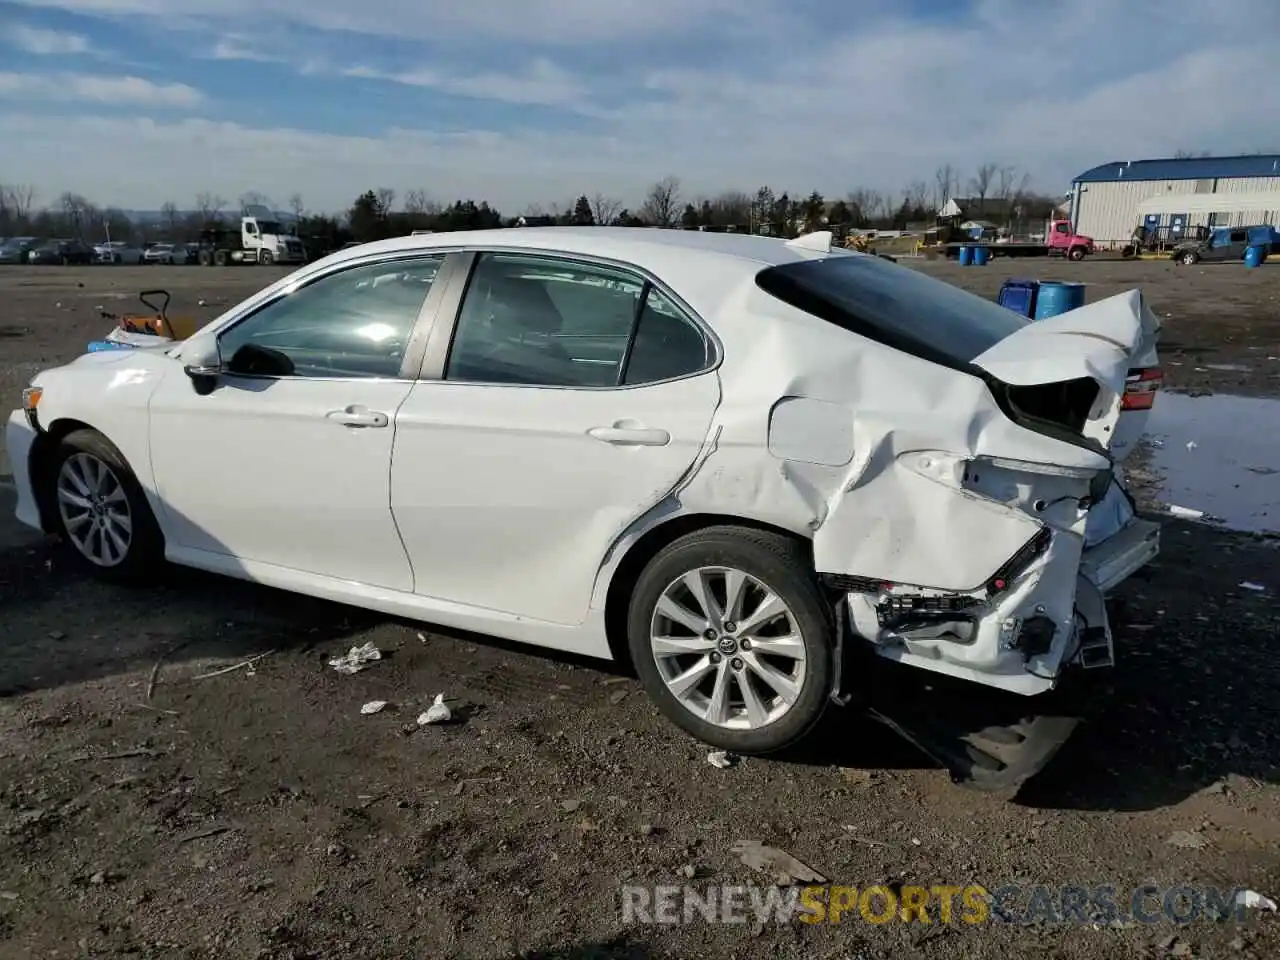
[1121,367,1162,411]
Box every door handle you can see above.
[327,405,389,428]
[587,424,671,446]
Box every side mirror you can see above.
[183,343,222,395]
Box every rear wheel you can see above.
[627,527,833,755]
[213,249,229,266]
[47,428,164,581]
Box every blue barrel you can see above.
[997,279,1038,317]
[958,245,973,266]
[1244,245,1266,268]
[972,245,991,266]
[1033,281,1086,320]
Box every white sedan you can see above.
[94,241,144,265]
[4,228,1162,757]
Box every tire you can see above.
[46,428,164,582]
[213,249,229,267]
[626,526,833,755]
[198,249,213,266]
[259,250,274,266]
[1179,251,1198,265]
[1067,246,1085,261]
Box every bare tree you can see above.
[903,180,929,214]
[195,192,226,222]
[288,193,305,219]
[933,164,957,209]
[847,188,887,224]
[590,192,623,226]
[238,191,269,211]
[375,188,396,214]
[403,189,439,216]
[640,175,681,227]
[969,162,998,204]
[160,201,179,235]
[1173,149,1211,159]
[58,192,95,239]
[710,190,752,227]
[2,184,37,222]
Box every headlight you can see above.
[22,386,42,412]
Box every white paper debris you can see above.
[360,700,388,715]
[328,641,382,674]
[1167,504,1204,520]
[1185,440,1197,451]
[417,694,451,725]
[706,750,738,769]
[1239,582,1267,592]
[1234,889,1277,911]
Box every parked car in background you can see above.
[4,227,1162,769]
[143,243,180,264]
[95,241,144,265]
[1172,225,1277,265]
[0,237,40,264]
[27,239,95,265]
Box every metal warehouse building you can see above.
[1069,155,1280,248]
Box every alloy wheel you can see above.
[649,566,807,731]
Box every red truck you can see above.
[945,219,1096,260]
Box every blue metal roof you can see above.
[1074,155,1280,183]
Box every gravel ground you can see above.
[1,259,1278,959]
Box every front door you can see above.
[148,254,446,591]
[390,250,721,625]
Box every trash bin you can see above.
[1033,281,1086,320]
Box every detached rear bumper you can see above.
[4,409,43,533]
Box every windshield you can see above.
[258,220,282,234]
[755,254,1029,370]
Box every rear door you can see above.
[389,250,721,626]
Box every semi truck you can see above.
[944,219,1096,260]
[195,215,307,266]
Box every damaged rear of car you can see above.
[752,253,1160,700]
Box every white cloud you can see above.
[0,2,1276,211]
[343,58,588,108]
[5,0,778,45]
[0,72,203,107]
[4,23,92,54]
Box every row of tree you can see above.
[1,163,1049,250]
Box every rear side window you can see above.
[755,254,1028,370]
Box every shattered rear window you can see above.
[755,254,1029,371]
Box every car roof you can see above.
[325,227,839,317]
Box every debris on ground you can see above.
[360,700,389,715]
[1240,581,1267,592]
[1235,889,1278,911]
[328,642,382,675]
[1168,505,1205,520]
[706,750,738,769]
[730,841,827,886]
[1166,830,1207,849]
[417,694,451,725]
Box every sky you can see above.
[0,0,1277,215]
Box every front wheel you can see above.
[1067,246,1086,261]
[259,250,274,265]
[1178,251,1198,265]
[47,429,164,581]
[627,526,834,755]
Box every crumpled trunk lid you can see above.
[970,289,1160,460]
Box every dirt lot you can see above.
[1,259,1278,959]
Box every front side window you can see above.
[217,256,442,379]
[445,252,711,387]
